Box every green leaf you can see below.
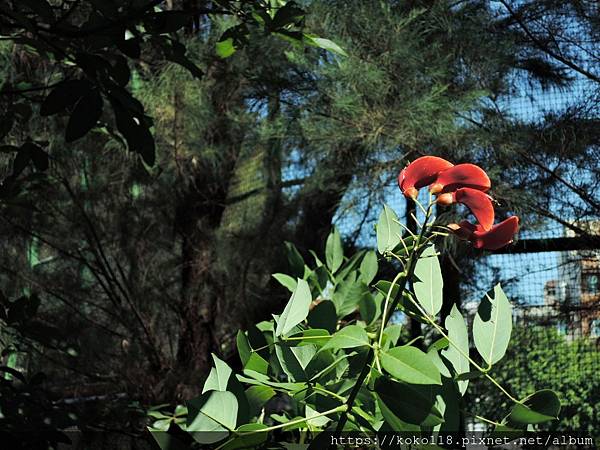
[202,354,232,393]
[187,391,237,444]
[286,329,330,347]
[65,89,103,142]
[437,379,461,433]
[216,38,236,58]
[325,227,344,274]
[413,245,443,316]
[245,386,275,418]
[359,251,378,285]
[146,11,190,34]
[309,250,324,267]
[508,390,561,425]
[275,342,317,381]
[236,331,269,374]
[110,100,155,166]
[358,291,381,325]
[441,305,470,395]
[284,242,304,278]
[376,204,402,254]
[307,300,337,333]
[429,337,449,352]
[427,349,451,378]
[201,355,249,425]
[308,265,329,293]
[28,143,48,171]
[382,323,402,349]
[306,405,331,428]
[380,346,442,385]
[237,373,304,393]
[375,378,444,427]
[272,273,297,292]
[374,281,425,322]
[473,284,512,367]
[391,235,417,257]
[336,250,365,282]
[322,325,369,351]
[306,350,340,381]
[332,279,368,318]
[275,279,312,337]
[221,423,268,450]
[272,2,305,28]
[304,35,348,56]
[149,424,193,450]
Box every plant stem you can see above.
[333,202,433,434]
[239,405,346,435]
[402,291,520,404]
[377,270,406,348]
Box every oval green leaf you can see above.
[381,346,442,385]
[473,284,512,367]
[325,227,344,274]
[275,278,312,337]
[413,245,443,316]
[322,325,369,351]
[441,304,470,394]
[508,390,561,425]
[376,204,402,254]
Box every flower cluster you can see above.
[398,156,519,250]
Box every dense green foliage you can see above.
[471,326,600,438]
[146,216,560,449]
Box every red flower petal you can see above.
[454,188,495,231]
[472,216,519,250]
[429,163,490,194]
[398,156,454,199]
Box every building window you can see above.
[582,273,600,295]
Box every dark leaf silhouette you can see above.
[65,89,104,142]
[40,80,92,116]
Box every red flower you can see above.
[448,216,519,250]
[398,156,517,250]
[437,187,494,231]
[398,156,453,199]
[429,163,490,194]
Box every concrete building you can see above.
[543,221,600,339]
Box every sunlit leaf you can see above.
[473,284,512,367]
[413,245,443,316]
[381,346,442,385]
[376,204,401,254]
[275,279,312,337]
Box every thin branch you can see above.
[497,0,600,84]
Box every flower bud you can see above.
[436,192,454,206]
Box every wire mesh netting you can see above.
[332,7,600,431]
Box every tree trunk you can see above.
[294,144,363,255]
